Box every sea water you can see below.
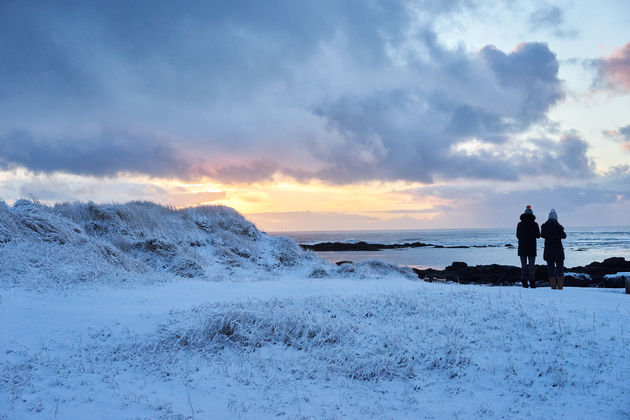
[275,226,630,269]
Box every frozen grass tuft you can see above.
[146,288,627,394]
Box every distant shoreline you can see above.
[300,241,514,251]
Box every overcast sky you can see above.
[1,0,629,230]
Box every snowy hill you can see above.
[1,200,628,419]
[0,199,411,288]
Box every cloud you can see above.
[529,6,563,29]
[602,124,630,152]
[446,132,595,181]
[528,5,577,38]
[211,160,278,184]
[246,209,447,232]
[404,164,630,227]
[595,42,630,91]
[10,172,226,207]
[0,1,578,186]
[533,133,595,178]
[0,131,194,178]
[245,161,628,230]
[479,42,565,124]
[369,207,451,214]
[305,40,567,184]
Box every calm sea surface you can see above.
[273,226,630,269]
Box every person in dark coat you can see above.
[540,209,567,290]
[516,205,540,288]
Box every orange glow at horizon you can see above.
[153,175,450,230]
[197,179,443,215]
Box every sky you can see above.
[1,0,629,231]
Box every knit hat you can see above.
[548,209,558,220]
[524,205,533,215]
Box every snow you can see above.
[0,200,411,290]
[604,272,630,279]
[564,272,592,281]
[1,200,629,419]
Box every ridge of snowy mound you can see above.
[0,199,414,288]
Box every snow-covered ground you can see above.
[1,201,629,419]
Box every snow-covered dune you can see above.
[0,199,411,288]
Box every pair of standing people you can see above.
[516,205,566,289]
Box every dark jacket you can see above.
[541,219,566,262]
[516,213,540,256]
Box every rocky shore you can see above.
[411,257,630,287]
[303,241,630,288]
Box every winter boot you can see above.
[549,276,557,289]
[521,277,529,288]
[557,276,564,290]
[529,267,536,288]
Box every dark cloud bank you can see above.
[0,0,608,190]
[0,131,190,178]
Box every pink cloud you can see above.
[599,42,630,90]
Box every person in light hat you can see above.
[541,208,567,290]
[516,205,540,288]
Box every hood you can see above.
[520,213,536,221]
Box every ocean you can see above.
[275,226,630,269]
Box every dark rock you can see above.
[416,262,525,285]
[447,261,468,269]
[301,241,436,251]
[301,241,512,252]
[566,257,630,285]
[445,263,522,285]
[563,273,592,287]
[413,257,630,288]
[601,275,626,288]
[302,241,382,251]
[336,260,353,266]
[411,268,445,282]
